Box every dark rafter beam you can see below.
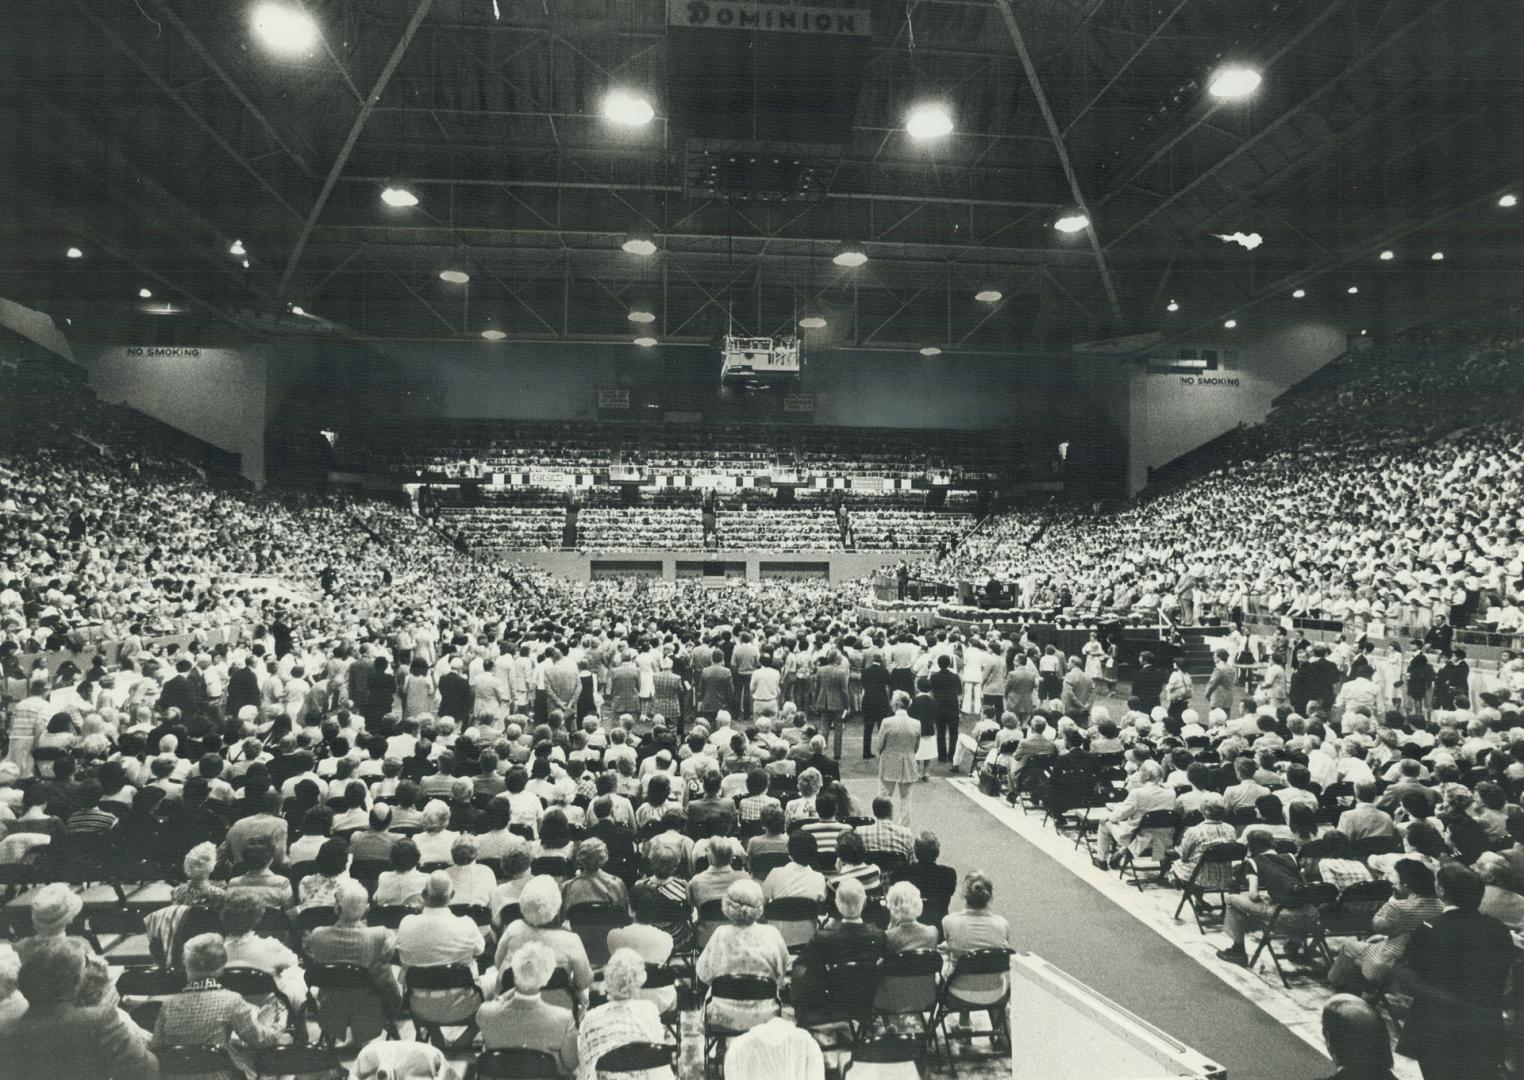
[1060,0,1192,137]
[992,0,1124,323]
[278,0,436,298]
[72,0,305,222]
[147,0,316,179]
[1101,0,1454,251]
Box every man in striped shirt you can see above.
[63,781,118,836]
[800,791,853,860]
[827,831,882,897]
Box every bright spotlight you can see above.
[66,247,83,259]
[439,269,470,284]
[622,233,658,256]
[1501,194,1519,208]
[1347,285,1359,294]
[905,103,954,140]
[1378,250,1393,261]
[1054,214,1089,234]
[138,287,153,299]
[974,289,1002,303]
[380,186,419,208]
[1292,289,1306,298]
[291,306,306,316]
[251,3,318,54]
[633,335,658,347]
[1208,66,1262,100]
[627,309,656,324]
[1430,251,1444,261]
[833,245,868,268]
[799,315,827,329]
[480,329,506,341]
[229,239,246,257]
[1166,301,1179,312]
[603,89,655,127]
[919,346,942,357]
[1223,319,1237,329]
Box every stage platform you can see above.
[499,548,922,583]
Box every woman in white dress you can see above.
[1082,632,1106,681]
[635,643,657,719]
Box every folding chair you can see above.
[566,901,632,969]
[450,903,493,928]
[693,897,728,951]
[499,963,580,1018]
[597,1041,677,1080]
[474,1048,562,1080]
[748,850,790,880]
[530,855,574,880]
[1117,809,1179,890]
[796,957,883,1050]
[1318,879,1393,945]
[305,961,399,1047]
[117,967,186,1034]
[763,896,823,952]
[218,965,304,1041]
[404,963,484,1050]
[702,974,780,1078]
[1247,882,1337,988]
[367,904,415,929]
[845,1034,928,1079]
[871,947,942,1051]
[1172,842,1246,933]
[931,948,1013,1058]
[80,904,155,966]
[495,900,523,928]
[248,1046,344,1079]
[155,1045,239,1078]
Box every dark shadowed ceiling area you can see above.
[3,0,1522,354]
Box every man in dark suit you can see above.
[157,659,200,717]
[226,656,261,720]
[363,656,395,730]
[698,650,733,722]
[437,658,473,722]
[1396,862,1513,1080]
[1130,651,1167,710]
[1293,644,1341,714]
[928,655,962,764]
[791,877,887,1024]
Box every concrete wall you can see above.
[80,344,272,484]
[1121,321,1347,494]
[498,548,919,583]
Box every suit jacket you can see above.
[1060,670,1094,715]
[226,667,261,718]
[1131,664,1168,708]
[804,753,841,783]
[587,820,638,871]
[157,674,198,716]
[874,711,921,783]
[814,663,850,713]
[699,664,733,712]
[437,672,473,722]
[1204,662,1236,709]
[793,922,887,1021]
[1397,907,1513,1066]
[928,669,961,722]
[0,1001,159,1080]
[477,992,579,1073]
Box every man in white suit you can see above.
[874,690,922,826]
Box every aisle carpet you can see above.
[838,767,1334,1080]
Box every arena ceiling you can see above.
[3,0,1523,355]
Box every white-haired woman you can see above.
[1093,759,1176,869]
[173,841,227,911]
[495,875,594,1010]
[412,799,459,865]
[786,768,822,825]
[577,948,674,1080]
[884,881,937,952]
[476,941,579,1075]
[694,879,788,1033]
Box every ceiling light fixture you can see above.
[798,315,827,329]
[229,239,246,257]
[974,289,1002,303]
[602,89,655,127]
[66,247,83,259]
[1054,214,1089,234]
[633,335,658,347]
[919,346,942,357]
[1292,288,1306,298]
[905,103,954,140]
[439,269,470,284]
[138,288,153,299]
[1378,250,1394,261]
[622,232,658,256]
[627,309,656,324]
[833,244,867,268]
[380,186,419,208]
[480,329,506,341]
[242,259,251,269]
[1208,66,1262,100]
[251,2,318,54]
[1347,285,1359,294]
[291,306,306,316]
[1166,300,1179,312]
[1430,251,1444,261]
[1500,194,1518,208]
[1223,319,1238,329]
